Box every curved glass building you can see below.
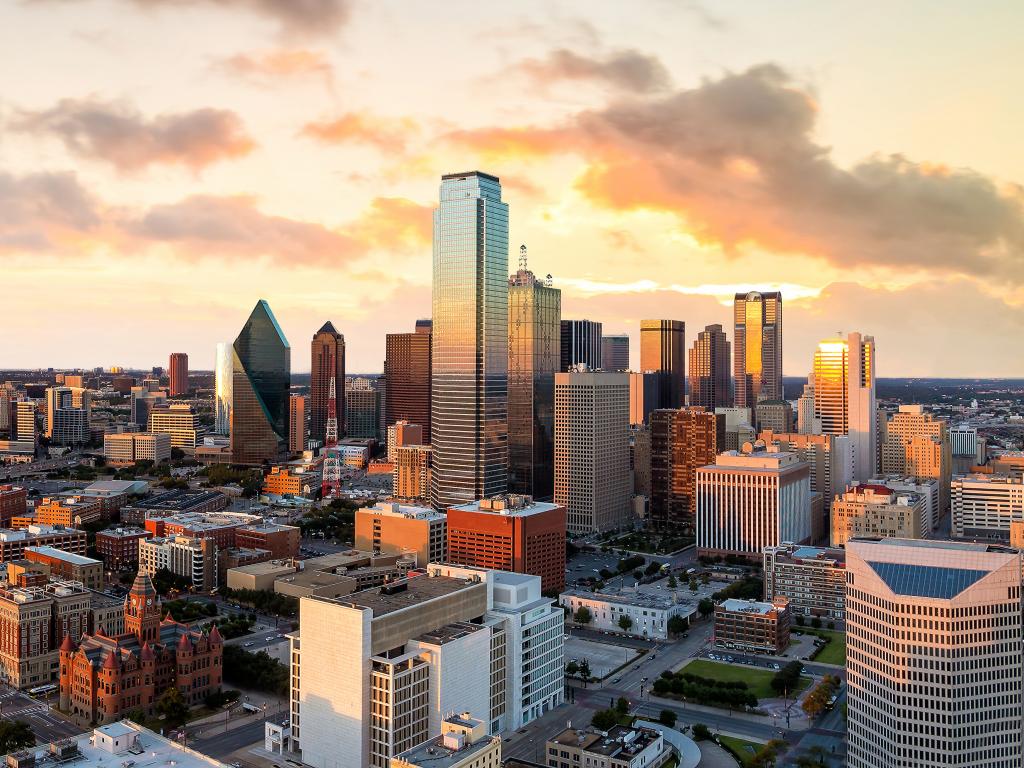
[214,341,232,435]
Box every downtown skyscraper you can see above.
[230,299,290,465]
[560,319,603,371]
[310,321,345,444]
[688,323,731,410]
[508,246,560,499]
[168,353,188,396]
[384,319,432,443]
[733,291,783,408]
[813,332,876,481]
[430,171,509,510]
[640,319,685,409]
[214,341,232,435]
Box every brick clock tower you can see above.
[125,572,161,644]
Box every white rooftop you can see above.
[25,545,100,565]
[450,494,561,517]
[361,500,445,520]
[720,598,777,615]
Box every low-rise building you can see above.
[391,712,499,768]
[103,432,171,466]
[951,473,1024,541]
[560,589,695,640]
[0,525,88,561]
[120,489,229,525]
[762,544,846,621]
[236,521,301,559]
[831,483,926,547]
[77,480,147,517]
[714,597,791,655]
[147,402,202,450]
[35,495,104,528]
[0,485,28,526]
[24,546,103,590]
[95,527,153,570]
[144,511,259,550]
[263,455,323,498]
[138,535,218,592]
[217,547,273,584]
[355,501,447,567]
[545,724,665,768]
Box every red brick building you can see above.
[447,494,566,592]
[0,485,27,527]
[235,522,300,558]
[60,572,223,725]
[95,527,154,570]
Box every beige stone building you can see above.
[831,482,925,547]
[391,713,499,768]
[879,405,951,518]
[355,501,446,566]
[392,445,433,502]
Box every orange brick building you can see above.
[35,496,104,527]
[447,494,566,592]
[60,572,223,725]
[0,485,27,526]
[235,522,300,559]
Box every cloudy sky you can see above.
[4,0,1023,375]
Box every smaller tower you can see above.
[125,572,161,645]
[58,634,76,711]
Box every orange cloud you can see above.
[345,197,431,251]
[12,98,255,173]
[215,48,334,87]
[300,113,419,152]
[442,126,571,162]
[518,48,671,92]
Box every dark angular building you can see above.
[508,251,560,499]
[310,321,345,445]
[640,319,685,410]
[560,319,602,372]
[650,407,725,534]
[689,323,731,410]
[230,299,290,465]
[601,334,630,372]
[384,320,432,443]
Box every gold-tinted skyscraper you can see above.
[812,332,876,481]
[384,320,432,443]
[733,291,782,408]
[640,319,685,409]
[688,324,731,410]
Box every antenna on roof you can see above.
[519,244,528,272]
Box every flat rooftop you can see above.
[849,536,1012,553]
[449,495,561,517]
[360,501,445,521]
[395,730,494,768]
[25,545,100,566]
[325,573,479,617]
[549,725,661,758]
[229,560,297,576]
[560,588,678,611]
[720,598,777,615]
[415,621,484,646]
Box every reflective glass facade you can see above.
[640,319,685,409]
[214,341,232,435]
[231,299,291,465]
[733,291,782,407]
[508,266,560,499]
[689,323,731,410]
[310,321,345,443]
[560,320,602,371]
[384,324,432,443]
[430,171,509,509]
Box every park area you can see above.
[804,629,846,665]
[666,659,811,702]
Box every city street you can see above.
[0,685,84,744]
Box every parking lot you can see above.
[0,686,84,744]
[564,636,637,678]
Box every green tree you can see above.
[155,687,189,727]
[658,709,677,727]
[617,614,633,632]
[615,697,629,714]
[591,709,618,731]
[574,606,593,625]
[698,598,715,618]
[810,616,822,629]
[0,721,35,755]
[771,661,804,696]
[667,574,677,588]
[667,615,688,636]
[688,579,698,592]
[565,661,579,676]
[691,723,711,741]
[700,573,710,585]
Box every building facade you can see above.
[310,321,346,446]
[138,535,218,592]
[601,334,630,372]
[393,444,433,501]
[714,598,791,655]
[733,291,782,409]
[231,299,291,465]
[554,371,630,534]
[288,395,308,453]
[640,319,685,410]
[880,405,951,515]
[845,538,1024,768]
[24,547,103,590]
[148,403,201,449]
[628,372,659,426]
[347,380,382,440]
[649,407,725,534]
[759,430,853,516]
[560,320,602,372]
[103,432,171,466]
[560,589,695,640]
[46,387,91,445]
[951,474,1024,540]
[384,322,432,444]
[168,353,188,397]
[508,254,560,500]
[763,544,846,620]
[688,323,731,411]
[214,341,232,435]
[95,527,153,570]
[831,483,926,547]
[354,501,447,566]
[430,172,509,511]
[812,332,876,481]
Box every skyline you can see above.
[4,1,1024,375]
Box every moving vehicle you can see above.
[29,683,58,695]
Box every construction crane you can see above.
[321,375,341,500]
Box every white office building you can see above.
[952,474,1024,540]
[560,589,695,640]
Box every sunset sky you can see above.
[4,1,1024,376]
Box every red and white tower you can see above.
[321,375,341,499]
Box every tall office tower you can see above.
[795,374,818,434]
[148,402,201,449]
[688,324,730,410]
[289,394,308,453]
[45,387,91,445]
[813,332,876,481]
[628,372,659,426]
[880,404,952,515]
[695,448,812,559]
[560,320,603,371]
[130,386,166,430]
[347,379,382,440]
[649,407,725,534]
[554,371,630,534]
[755,400,794,433]
[214,341,232,435]
[430,171,509,510]
[231,299,291,465]
[384,322,432,444]
[392,444,433,501]
[13,400,36,443]
[949,425,985,473]
[631,425,651,498]
[759,431,853,516]
[640,319,685,409]
[387,421,425,461]
[733,291,782,408]
[845,538,1024,768]
[0,389,9,433]
[601,334,630,372]
[446,494,567,592]
[508,247,560,499]
[168,353,189,396]
[310,322,346,446]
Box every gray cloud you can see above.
[13,99,255,173]
[519,48,671,93]
[0,171,101,250]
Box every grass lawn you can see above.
[718,735,763,767]
[684,659,810,700]
[798,629,847,665]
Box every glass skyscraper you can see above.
[640,319,685,409]
[230,299,291,465]
[214,341,232,435]
[734,291,783,408]
[689,323,731,410]
[430,171,509,510]
[508,249,560,500]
